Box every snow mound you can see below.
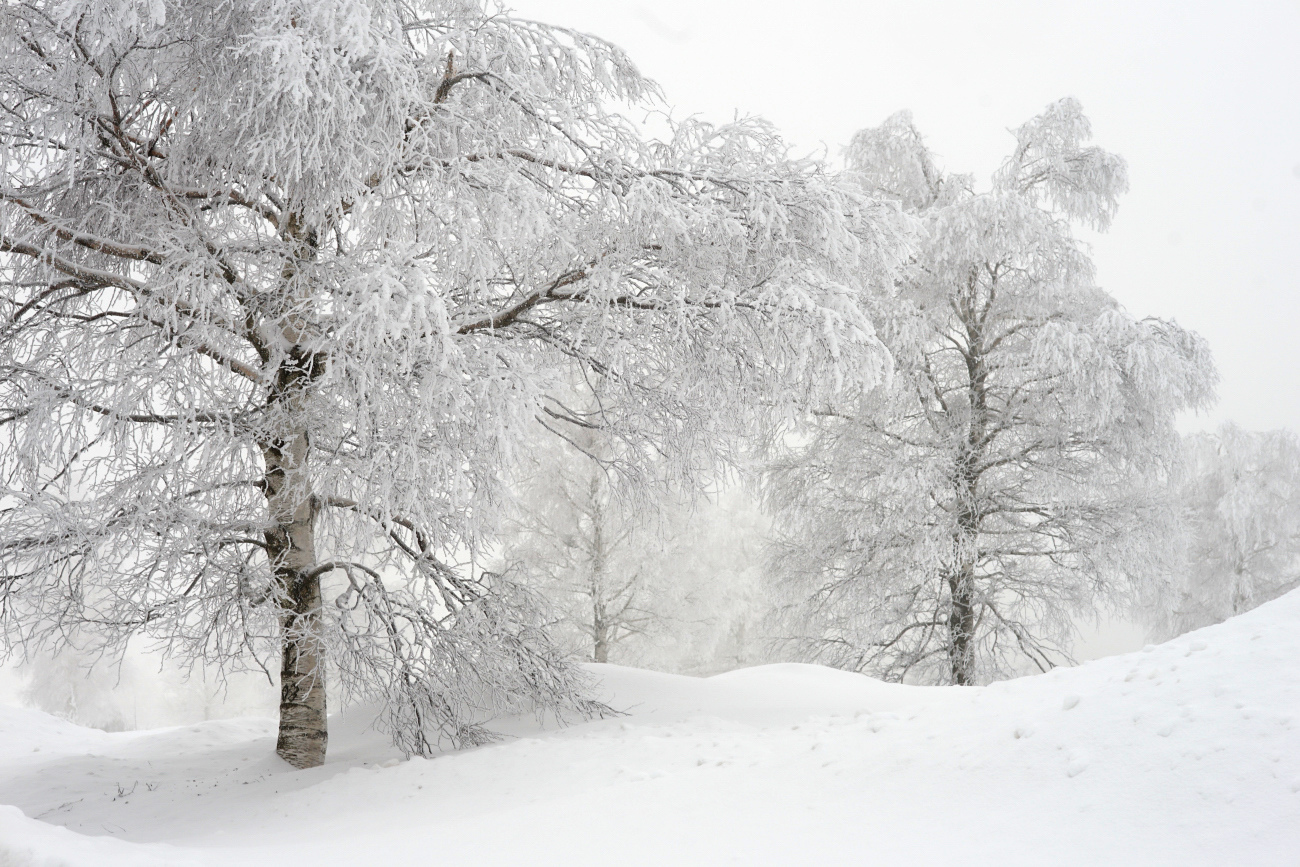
[3,591,1299,866]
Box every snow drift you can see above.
[2,589,1298,866]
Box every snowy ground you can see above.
[2,594,1298,866]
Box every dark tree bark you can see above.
[946,564,978,685]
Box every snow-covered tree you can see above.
[0,0,899,767]
[502,416,771,672]
[1150,424,1300,637]
[502,415,666,665]
[639,487,772,674]
[767,101,1216,685]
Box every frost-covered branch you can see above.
[769,100,1215,684]
[1,0,901,766]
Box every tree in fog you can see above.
[502,388,771,672]
[1150,424,1300,637]
[0,0,900,767]
[767,101,1216,685]
[503,418,664,665]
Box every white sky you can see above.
[510,0,1300,433]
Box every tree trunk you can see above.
[947,447,981,685]
[266,216,328,769]
[947,565,977,685]
[590,487,610,664]
[276,567,327,768]
[947,491,981,684]
[592,586,610,663]
[264,427,328,769]
[948,286,987,685]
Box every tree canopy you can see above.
[767,101,1216,684]
[0,0,900,765]
[1150,424,1300,638]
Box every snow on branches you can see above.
[1149,424,1300,639]
[0,0,901,766]
[767,100,1216,685]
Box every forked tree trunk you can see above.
[263,426,328,769]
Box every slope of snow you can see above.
[3,591,1299,866]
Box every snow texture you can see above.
[2,588,1298,866]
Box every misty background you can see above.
[2,0,1295,727]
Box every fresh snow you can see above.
[3,592,1299,866]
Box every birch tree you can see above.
[767,101,1216,685]
[502,412,771,673]
[0,0,898,767]
[502,420,662,665]
[1151,424,1300,637]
